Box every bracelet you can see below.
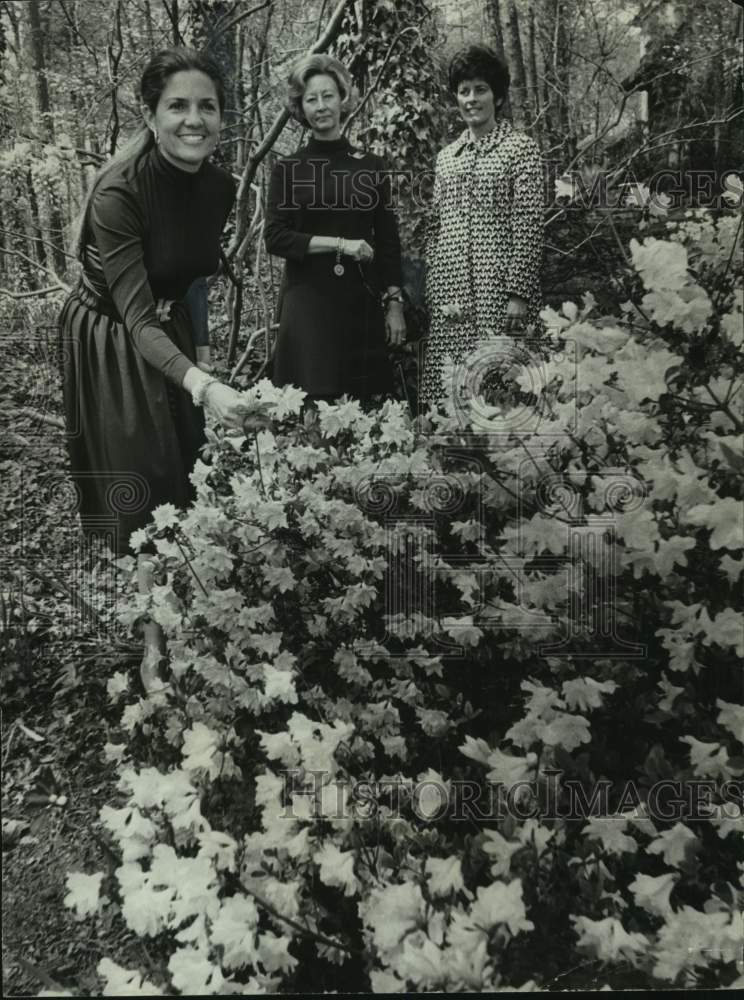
[383,291,404,307]
[334,237,345,277]
[190,372,219,408]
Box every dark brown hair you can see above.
[74,47,226,256]
[448,45,510,103]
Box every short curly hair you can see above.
[448,45,510,103]
[285,54,356,128]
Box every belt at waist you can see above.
[75,274,180,324]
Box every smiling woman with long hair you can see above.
[58,47,246,690]
[264,54,406,405]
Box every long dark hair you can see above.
[73,47,226,257]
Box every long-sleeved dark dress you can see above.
[58,143,235,555]
[264,135,403,399]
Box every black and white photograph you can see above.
[1,0,742,994]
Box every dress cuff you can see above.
[170,354,194,388]
[289,232,313,262]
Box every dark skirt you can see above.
[57,281,205,556]
[272,260,393,398]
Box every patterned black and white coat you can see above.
[422,118,544,405]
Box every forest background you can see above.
[0,0,743,996]
[1,0,742,368]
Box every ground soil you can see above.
[1,363,150,997]
[2,651,148,998]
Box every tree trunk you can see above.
[168,0,182,45]
[26,167,47,279]
[555,1,571,137]
[111,1,126,154]
[505,0,528,131]
[65,26,88,204]
[235,25,246,169]
[541,0,571,155]
[0,1,7,65]
[143,0,155,49]
[249,35,267,143]
[486,0,505,61]
[26,0,67,275]
[525,2,541,137]
[4,0,21,55]
[190,1,239,172]
[27,0,52,137]
[250,3,273,144]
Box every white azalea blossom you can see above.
[314,842,359,896]
[470,879,534,937]
[680,735,732,778]
[711,802,744,838]
[583,816,639,856]
[482,829,522,877]
[486,748,536,787]
[518,818,554,857]
[361,883,426,954]
[653,906,742,981]
[716,699,744,743]
[64,871,104,919]
[629,872,677,916]
[562,677,617,711]
[168,945,223,994]
[573,915,649,965]
[425,856,465,897]
[209,895,259,969]
[97,958,163,996]
[646,823,699,868]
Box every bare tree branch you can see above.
[236,876,362,957]
[7,407,65,429]
[229,322,278,383]
[210,0,275,41]
[106,0,125,154]
[1,249,71,292]
[1,227,77,261]
[56,0,101,67]
[0,286,65,299]
[605,108,744,186]
[161,0,183,45]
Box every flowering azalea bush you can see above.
[61,211,742,995]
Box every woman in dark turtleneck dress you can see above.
[60,48,247,555]
[265,55,406,403]
[58,47,246,689]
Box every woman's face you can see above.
[146,69,221,173]
[302,73,343,138]
[456,77,499,132]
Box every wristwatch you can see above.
[382,290,404,307]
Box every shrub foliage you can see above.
[59,211,743,995]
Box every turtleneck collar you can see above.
[306,134,352,154]
[150,141,207,183]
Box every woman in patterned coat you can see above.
[421,45,544,406]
